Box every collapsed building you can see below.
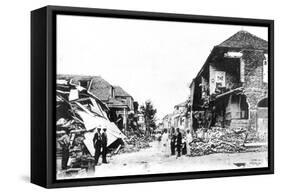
[57,74,137,132]
[189,30,268,139]
[56,75,150,175]
[56,79,126,173]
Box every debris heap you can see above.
[190,127,247,156]
[119,135,152,154]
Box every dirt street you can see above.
[91,141,267,178]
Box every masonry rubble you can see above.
[190,127,267,156]
[119,135,152,154]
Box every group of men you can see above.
[93,127,108,165]
[170,128,183,157]
[160,127,193,158]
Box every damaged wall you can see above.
[209,50,268,130]
[209,58,241,94]
[242,50,268,130]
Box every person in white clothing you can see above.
[161,128,169,156]
[185,129,193,156]
[155,131,162,150]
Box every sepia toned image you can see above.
[55,15,269,180]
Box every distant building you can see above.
[189,30,268,137]
[113,86,134,111]
[161,100,189,131]
[173,101,188,130]
[162,114,173,129]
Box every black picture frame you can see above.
[31,5,274,188]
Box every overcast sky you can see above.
[57,15,268,120]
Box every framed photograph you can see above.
[31,5,274,188]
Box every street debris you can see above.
[190,127,266,156]
[120,135,152,154]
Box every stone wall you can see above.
[242,50,268,130]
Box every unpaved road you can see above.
[91,141,268,178]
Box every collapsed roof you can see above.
[56,80,126,156]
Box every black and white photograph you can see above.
[55,14,269,180]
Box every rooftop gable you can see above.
[114,86,132,97]
[57,74,113,101]
[88,76,113,101]
[217,30,268,50]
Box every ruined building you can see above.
[189,30,268,136]
[57,74,136,131]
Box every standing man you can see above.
[93,127,102,165]
[101,128,108,163]
[170,127,176,156]
[57,130,70,170]
[175,128,182,158]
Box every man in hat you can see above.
[101,128,108,163]
[170,127,176,156]
[93,127,102,165]
[175,128,182,158]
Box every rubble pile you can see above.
[120,135,152,154]
[190,127,247,156]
